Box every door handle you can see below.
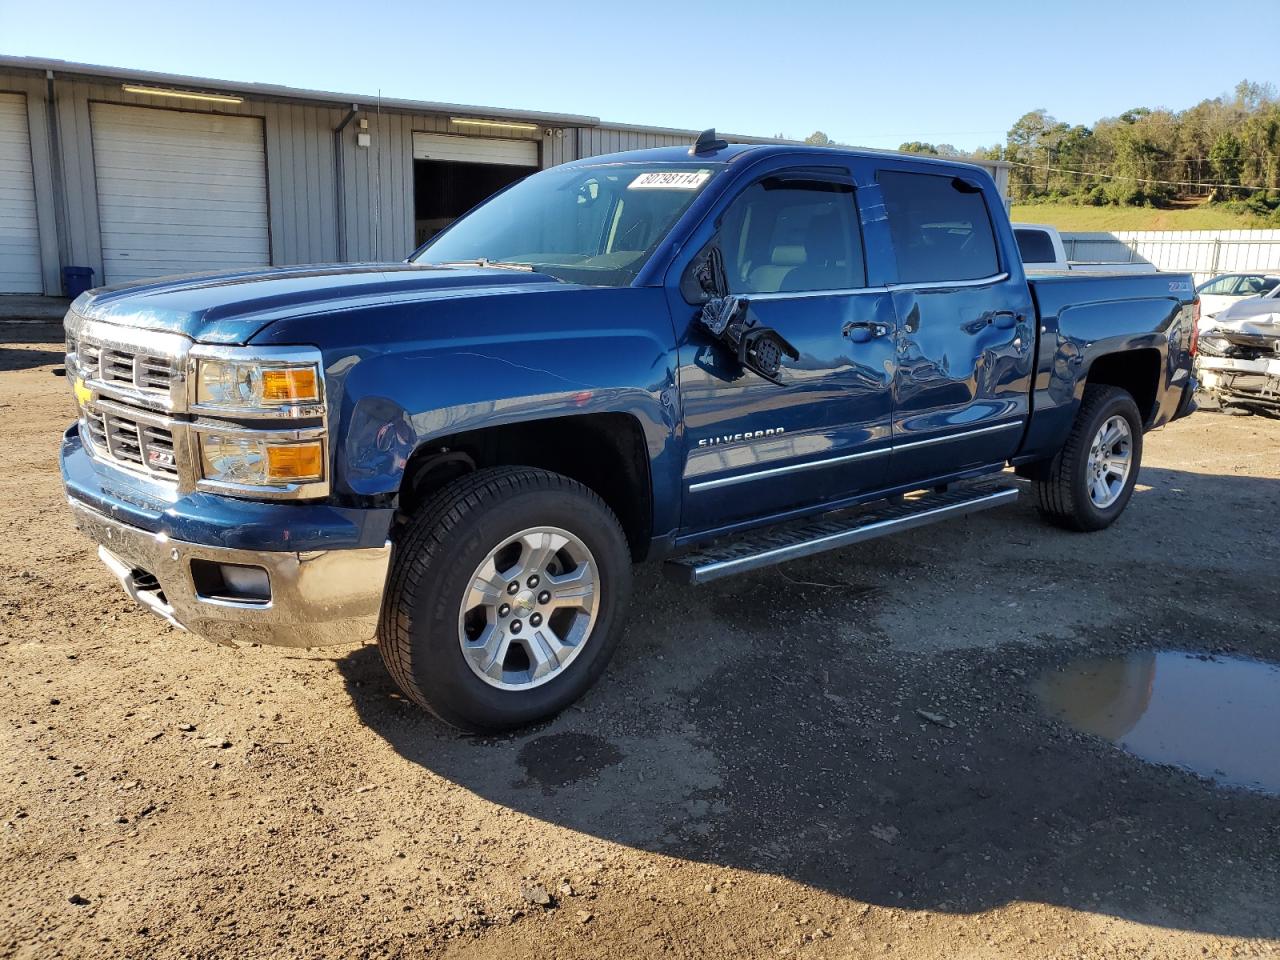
[991,311,1021,330]
[843,321,891,343]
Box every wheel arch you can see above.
[1082,347,1162,426]
[397,412,655,561]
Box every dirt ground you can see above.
[2,320,1278,959]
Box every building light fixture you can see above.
[121,84,245,105]
[450,116,538,132]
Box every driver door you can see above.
[672,167,898,535]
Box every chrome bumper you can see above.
[69,498,391,648]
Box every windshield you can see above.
[411,162,722,287]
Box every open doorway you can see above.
[413,160,534,246]
[411,133,540,247]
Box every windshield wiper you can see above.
[437,258,536,272]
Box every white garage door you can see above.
[413,132,539,167]
[91,103,270,284]
[0,93,43,294]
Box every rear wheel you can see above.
[1033,385,1144,532]
[378,467,632,732]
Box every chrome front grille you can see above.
[64,311,330,500]
[82,406,180,479]
[65,311,191,486]
[72,339,175,397]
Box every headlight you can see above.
[1198,336,1231,356]
[189,347,328,499]
[200,434,325,487]
[195,356,322,414]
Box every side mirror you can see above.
[680,255,711,304]
[698,296,799,386]
[682,244,726,305]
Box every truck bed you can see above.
[1027,271,1193,320]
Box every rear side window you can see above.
[718,178,865,295]
[1014,228,1057,265]
[878,170,1000,283]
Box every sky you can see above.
[0,0,1272,152]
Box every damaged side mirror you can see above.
[693,246,798,385]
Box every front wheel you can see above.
[1033,385,1144,532]
[378,467,633,732]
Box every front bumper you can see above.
[68,497,391,648]
[1198,356,1280,411]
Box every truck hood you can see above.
[1210,296,1280,334]
[71,263,571,344]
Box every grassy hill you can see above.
[1008,202,1274,232]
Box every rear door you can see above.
[874,165,1035,484]
[674,163,897,533]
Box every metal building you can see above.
[0,56,1010,296]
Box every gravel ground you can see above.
[2,321,1278,959]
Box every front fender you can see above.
[337,342,675,497]
[250,286,682,532]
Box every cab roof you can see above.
[564,143,1001,181]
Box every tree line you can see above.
[802,80,1280,218]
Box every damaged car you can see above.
[1197,287,1280,415]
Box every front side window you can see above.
[413,163,721,287]
[717,177,865,294]
[878,170,1000,283]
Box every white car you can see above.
[1196,288,1280,414]
[1195,273,1280,324]
[1013,223,1158,275]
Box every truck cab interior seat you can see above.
[781,212,852,292]
[747,244,807,293]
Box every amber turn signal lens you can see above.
[265,442,324,482]
[261,367,319,404]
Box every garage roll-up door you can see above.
[413,132,539,167]
[91,103,270,284]
[0,93,43,294]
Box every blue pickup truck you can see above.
[60,134,1199,730]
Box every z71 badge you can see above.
[697,427,785,447]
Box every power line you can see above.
[1003,158,1270,191]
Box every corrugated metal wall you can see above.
[576,126,691,157]
[48,78,350,275]
[0,64,1012,295]
[17,72,552,283]
[1062,230,1280,283]
[345,112,545,262]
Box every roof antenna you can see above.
[690,128,728,156]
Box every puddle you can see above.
[516,732,623,791]
[1035,651,1280,796]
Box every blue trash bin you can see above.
[62,266,95,299]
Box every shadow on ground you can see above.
[0,321,65,372]
[337,467,1280,940]
[0,347,65,373]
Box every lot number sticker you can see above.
[629,171,711,190]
